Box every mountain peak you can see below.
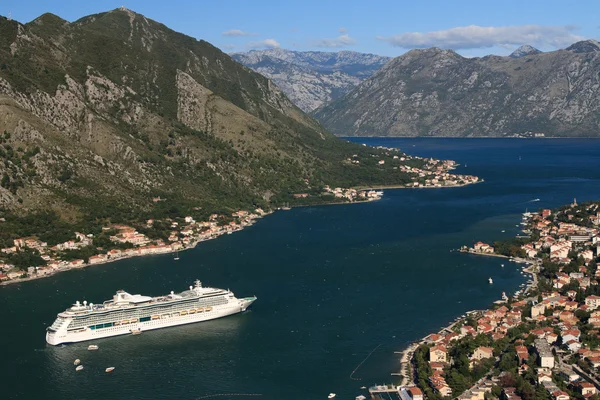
[509,45,541,58]
[28,12,68,26]
[232,49,390,112]
[566,39,600,53]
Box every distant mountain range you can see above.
[314,40,600,137]
[231,49,390,112]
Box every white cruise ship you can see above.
[46,280,256,345]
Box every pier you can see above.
[392,343,418,385]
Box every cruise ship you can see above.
[46,280,256,345]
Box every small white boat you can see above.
[74,359,81,366]
[328,394,337,399]
[75,365,84,371]
[87,345,99,351]
[174,250,180,261]
[488,277,493,284]
[130,328,142,335]
[501,230,505,232]
[105,367,115,373]
[360,386,367,390]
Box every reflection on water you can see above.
[43,314,249,399]
[2,139,600,400]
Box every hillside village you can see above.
[370,199,600,400]
[0,209,269,284]
[0,147,482,285]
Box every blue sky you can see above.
[3,0,599,57]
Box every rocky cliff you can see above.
[0,8,410,222]
[232,49,390,112]
[314,41,600,137]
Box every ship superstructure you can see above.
[46,280,256,345]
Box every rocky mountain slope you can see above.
[0,8,414,225]
[231,49,390,112]
[314,41,600,137]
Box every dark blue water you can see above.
[2,138,600,400]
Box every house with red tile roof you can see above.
[429,345,447,363]
[515,345,529,364]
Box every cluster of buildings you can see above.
[346,147,481,189]
[320,186,383,202]
[371,200,600,400]
[0,208,267,284]
[468,241,496,254]
[399,158,480,188]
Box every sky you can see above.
[3,0,599,57]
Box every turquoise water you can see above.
[2,138,600,399]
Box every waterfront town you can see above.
[369,199,600,400]
[355,146,481,189]
[0,208,269,284]
[0,151,479,285]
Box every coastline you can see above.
[1,179,483,287]
[382,213,550,397]
[0,214,269,287]
[353,180,483,191]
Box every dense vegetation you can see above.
[0,9,427,246]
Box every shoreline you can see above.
[0,216,266,287]
[389,250,539,385]
[352,179,483,191]
[342,136,600,140]
[1,179,483,287]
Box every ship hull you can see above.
[46,297,255,345]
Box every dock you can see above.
[392,343,418,385]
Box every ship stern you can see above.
[46,329,59,346]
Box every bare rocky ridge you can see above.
[232,49,390,112]
[0,8,410,218]
[314,41,600,137]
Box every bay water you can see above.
[2,138,600,400]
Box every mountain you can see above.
[0,8,416,229]
[231,49,390,112]
[314,41,600,137]
[509,45,541,58]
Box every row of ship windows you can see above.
[86,307,216,330]
[87,314,212,334]
[70,299,228,328]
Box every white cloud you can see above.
[339,27,347,34]
[377,25,584,50]
[312,34,356,48]
[247,39,281,49]
[222,29,259,37]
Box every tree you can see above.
[499,351,518,373]
[447,370,469,394]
